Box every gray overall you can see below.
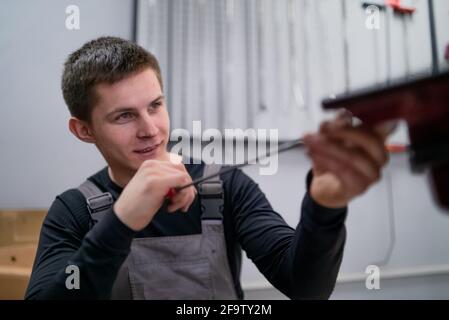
[78,164,238,300]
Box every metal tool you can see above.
[166,139,304,198]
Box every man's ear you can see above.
[68,117,96,144]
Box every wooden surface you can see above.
[0,211,46,300]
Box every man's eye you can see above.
[116,112,134,120]
[152,101,163,109]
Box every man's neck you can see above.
[107,166,134,188]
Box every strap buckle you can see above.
[199,181,224,219]
[86,192,114,214]
[198,181,224,199]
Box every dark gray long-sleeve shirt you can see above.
[25,163,347,300]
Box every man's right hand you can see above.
[113,158,197,231]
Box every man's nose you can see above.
[137,113,159,138]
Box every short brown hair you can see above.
[62,36,163,122]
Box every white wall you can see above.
[434,0,449,71]
[0,0,134,209]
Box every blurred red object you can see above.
[386,0,416,14]
[386,144,407,154]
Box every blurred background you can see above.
[1,0,449,299]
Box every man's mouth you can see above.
[134,142,162,154]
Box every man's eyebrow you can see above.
[150,95,165,105]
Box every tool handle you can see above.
[165,188,177,199]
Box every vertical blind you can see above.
[137,0,329,140]
[137,0,432,141]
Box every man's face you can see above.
[89,68,170,176]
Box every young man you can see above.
[25,37,388,300]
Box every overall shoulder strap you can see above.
[198,164,224,220]
[78,180,114,225]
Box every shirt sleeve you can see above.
[25,190,136,299]
[230,169,347,299]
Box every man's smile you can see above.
[133,141,163,155]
